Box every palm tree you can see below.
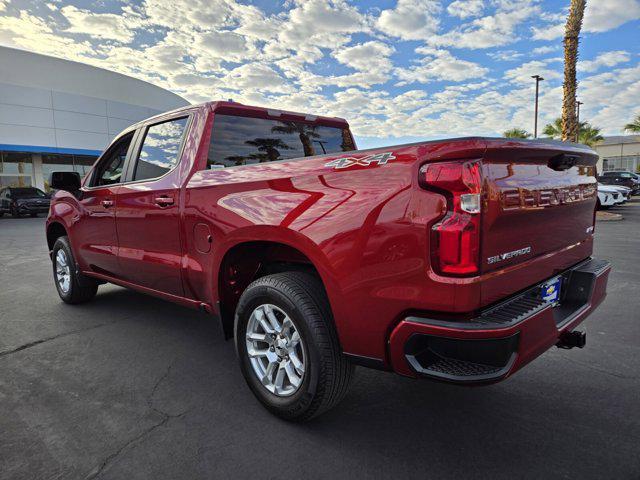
[543,118,563,138]
[503,128,531,139]
[624,114,640,133]
[543,117,604,147]
[561,0,586,141]
[245,138,292,162]
[271,122,320,157]
[578,124,604,147]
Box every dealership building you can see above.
[594,135,640,174]
[0,46,189,191]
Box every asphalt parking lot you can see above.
[1,202,639,480]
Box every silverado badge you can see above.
[487,246,532,265]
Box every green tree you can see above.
[543,118,563,138]
[543,118,604,147]
[623,114,640,133]
[503,128,532,139]
[578,124,604,147]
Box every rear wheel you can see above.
[52,236,99,304]
[235,272,354,421]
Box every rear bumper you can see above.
[388,258,611,383]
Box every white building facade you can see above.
[593,135,640,174]
[0,46,188,191]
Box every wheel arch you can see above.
[215,235,338,340]
[46,221,68,252]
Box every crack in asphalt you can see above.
[84,360,190,480]
[0,321,120,359]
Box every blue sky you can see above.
[1,0,638,148]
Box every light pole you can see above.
[531,75,544,138]
[575,101,583,142]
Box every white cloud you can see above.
[396,48,489,84]
[579,50,631,73]
[581,65,640,134]
[376,0,441,40]
[0,10,95,59]
[333,41,395,72]
[60,5,140,43]
[488,49,524,61]
[533,0,640,40]
[0,0,638,141]
[531,23,564,41]
[531,45,559,55]
[221,63,292,93]
[195,30,253,63]
[430,1,539,49]
[503,59,562,84]
[447,0,484,19]
[583,0,640,32]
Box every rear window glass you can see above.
[206,114,355,169]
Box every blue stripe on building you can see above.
[0,144,102,157]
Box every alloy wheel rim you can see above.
[245,304,305,397]
[55,250,71,294]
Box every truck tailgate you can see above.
[480,139,598,279]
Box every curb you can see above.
[596,211,623,221]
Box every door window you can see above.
[92,132,134,187]
[132,117,188,182]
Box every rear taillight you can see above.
[419,160,482,276]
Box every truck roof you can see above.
[128,100,350,131]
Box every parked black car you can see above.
[598,171,640,194]
[0,187,51,217]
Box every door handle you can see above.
[154,196,174,207]
[101,199,114,208]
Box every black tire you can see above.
[235,272,354,421]
[30,213,38,217]
[52,236,99,304]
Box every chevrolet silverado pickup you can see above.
[46,101,611,421]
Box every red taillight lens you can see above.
[420,160,482,276]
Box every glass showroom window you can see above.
[42,154,98,191]
[0,152,32,188]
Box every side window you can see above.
[132,117,188,182]
[92,132,134,187]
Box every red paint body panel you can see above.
[46,101,608,380]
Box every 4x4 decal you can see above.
[324,152,396,170]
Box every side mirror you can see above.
[50,171,81,192]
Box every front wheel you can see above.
[52,236,99,304]
[235,272,354,421]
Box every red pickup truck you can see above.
[46,101,611,421]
